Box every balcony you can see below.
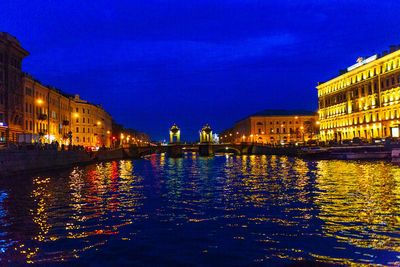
[62,120,69,126]
[38,114,47,121]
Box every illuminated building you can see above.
[22,78,114,147]
[219,110,318,144]
[0,31,150,147]
[120,127,151,146]
[318,45,400,142]
[22,74,71,144]
[0,31,30,143]
[70,94,112,147]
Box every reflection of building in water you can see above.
[316,161,400,251]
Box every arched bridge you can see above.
[123,143,264,158]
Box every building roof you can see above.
[235,109,317,124]
[249,109,317,117]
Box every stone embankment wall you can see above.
[0,148,132,176]
[0,150,93,175]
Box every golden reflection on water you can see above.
[315,161,400,262]
[3,156,400,265]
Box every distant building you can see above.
[70,94,112,147]
[0,31,30,143]
[318,45,400,142]
[111,121,151,147]
[220,110,318,144]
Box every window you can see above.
[387,79,390,87]
[83,108,85,114]
[276,128,280,133]
[76,127,79,133]
[258,129,261,134]
[76,118,79,123]
[76,108,78,112]
[283,128,286,133]
[83,137,85,142]
[83,128,85,133]
[83,118,85,123]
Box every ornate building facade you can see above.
[219,110,318,144]
[22,75,113,147]
[318,45,400,142]
[0,31,29,144]
[70,94,112,148]
[23,74,72,144]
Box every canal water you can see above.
[0,154,400,266]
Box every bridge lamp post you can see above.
[300,126,304,142]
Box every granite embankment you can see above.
[0,148,128,176]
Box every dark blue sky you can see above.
[2,0,400,141]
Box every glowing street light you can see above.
[37,99,43,105]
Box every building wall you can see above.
[220,115,318,144]
[22,75,72,144]
[0,32,29,144]
[22,79,113,148]
[317,47,400,142]
[70,95,112,147]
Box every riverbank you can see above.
[0,148,128,177]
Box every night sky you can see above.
[2,0,400,141]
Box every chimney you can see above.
[382,50,388,56]
[389,45,397,53]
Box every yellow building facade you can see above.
[22,75,112,147]
[318,45,400,142]
[220,110,318,144]
[23,74,72,144]
[70,95,112,148]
